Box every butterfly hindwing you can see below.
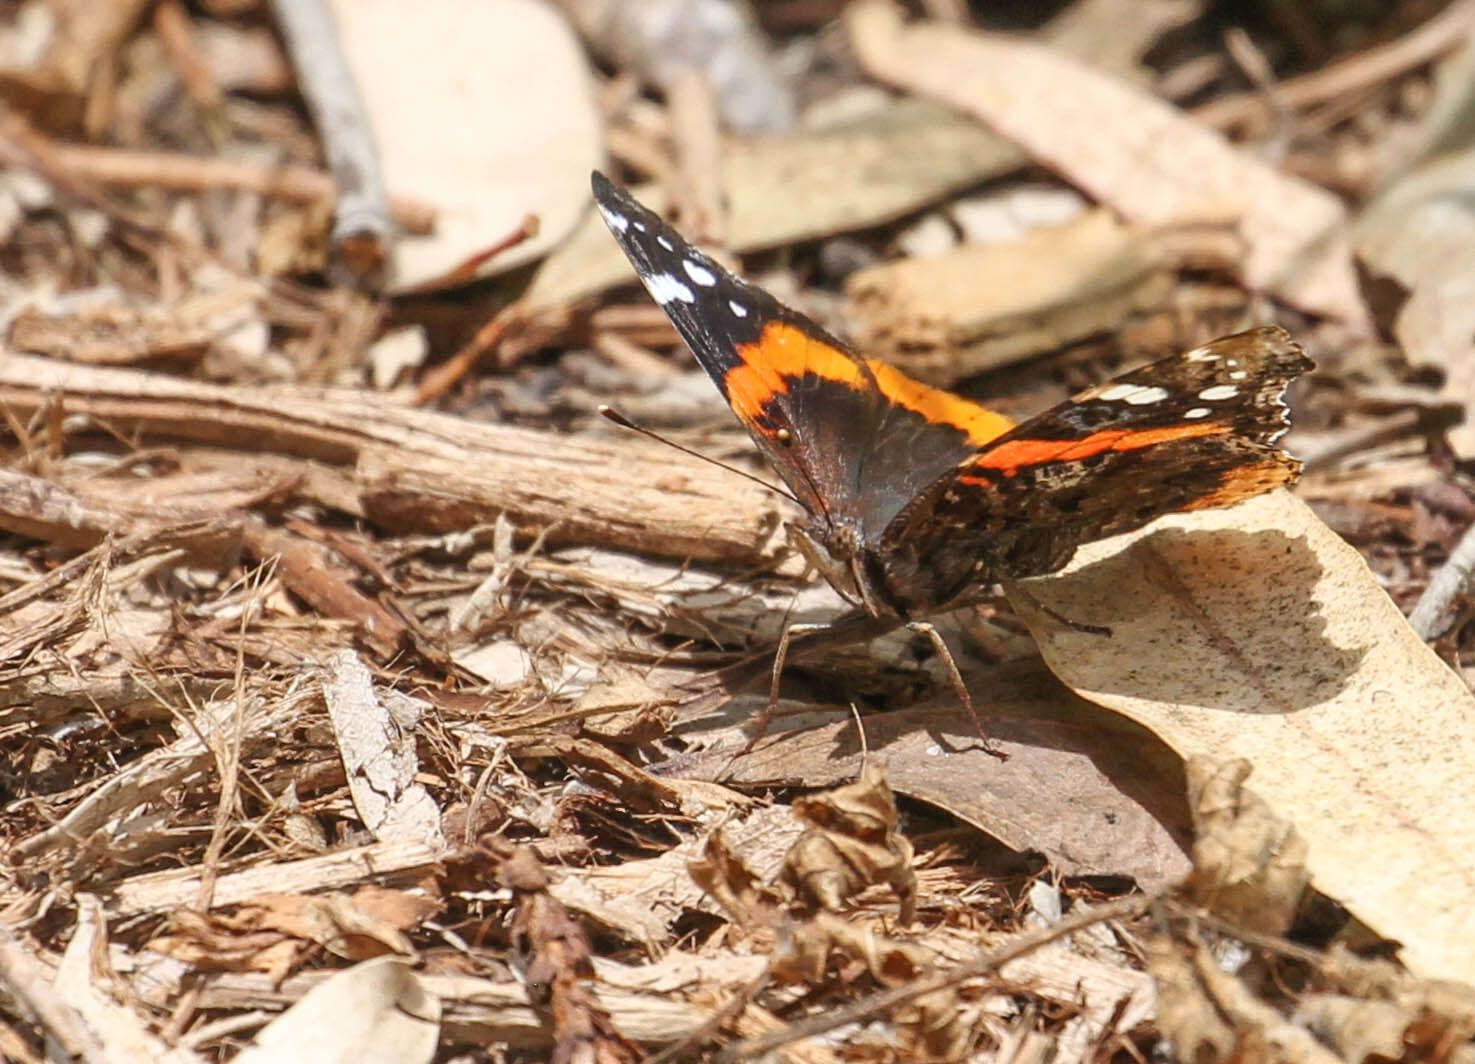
[877,327,1312,611]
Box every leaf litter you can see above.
[1,1,1475,1061]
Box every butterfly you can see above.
[591,172,1312,740]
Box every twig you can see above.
[1408,519,1475,639]
[711,893,1153,1061]
[1194,0,1475,130]
[45,141,434,234]
[668,69,725,245]
[153,0,225,127]
[269,0,392,286]
[412,302,524,406]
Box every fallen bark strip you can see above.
[181,967,711,1050]
[107,837,445,918]
[241,520,408,659]
[0,353,791,568]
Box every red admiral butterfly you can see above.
[592,172,1311,739]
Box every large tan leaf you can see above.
[329,0,604,290]
[1010,490,1475,982]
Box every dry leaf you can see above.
[321,649,443,845]
[1354,151,1475,457]
[234,955,440,1064]
[1182,757,1309,936]
[782,762,918,924]
[523,98,1020,312]
[329,0,604,290]
[1013,490,1475,982]
[706,659,1193,889]
[846,0,1368,325]
[54,895,204,1064]
[1147,934,1344,1064]
[846,208,1177,381]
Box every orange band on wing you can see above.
[727,322,865,424]
[726,322,1015,445]
[966,422,1228,479]
[866,361,1014,446]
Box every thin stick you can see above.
[46,141,435,234]
[1408,519,1475,639]
[153,0,225,121]
[269,0,391,284]
[1193,0,1475,130]
[712,894,1153,1062]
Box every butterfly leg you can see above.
[739,620,833,752]
[905,621,1007,761]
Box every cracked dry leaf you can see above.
[782,762,917,924]
[1183,758,1309,937]
[321,650,443,845]
[1012,490,1475,982]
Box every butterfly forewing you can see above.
[591,172,1011,539]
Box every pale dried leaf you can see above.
[234,956,439,1064]
[1354,151,1475,456]
[321,650,443,845]
[54,896,203,1064]
[846,208,1176,381]
[329,0,605,290]
[523,98,1020,311]
[1013,490,1475,982]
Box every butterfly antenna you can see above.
[598,405,800,505]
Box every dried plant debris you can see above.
[2,1,1475,1061]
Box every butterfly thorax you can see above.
[793,516,962,621]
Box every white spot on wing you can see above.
[683,259,717,286]
[632,220,646,232]
[1198,384,1238,401]
[1229,370,1248,380]
[1184,407,1212,419]
[656,235,674,251]
[728,299,749,317]
[644,272,695,304]
[1186,346,1219,362]
[597,205,629,232]
[1099,383,1170,405]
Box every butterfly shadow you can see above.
[1012,524,1367,717]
